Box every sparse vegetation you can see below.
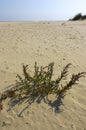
[0,62,86,114]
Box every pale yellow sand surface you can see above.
[0,21,86,130]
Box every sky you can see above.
[0,0,86,21]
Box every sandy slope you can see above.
[0,21,86,130]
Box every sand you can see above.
[0,21,86,130]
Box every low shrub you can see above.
[0,62,86,114]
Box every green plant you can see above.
[0,62,86,114]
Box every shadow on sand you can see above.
[1,83,65,116]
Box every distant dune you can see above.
[69,13,86,21]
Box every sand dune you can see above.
[0,21,86,130]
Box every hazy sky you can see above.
[0,0,86,21]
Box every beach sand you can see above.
[0,21,86,130]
